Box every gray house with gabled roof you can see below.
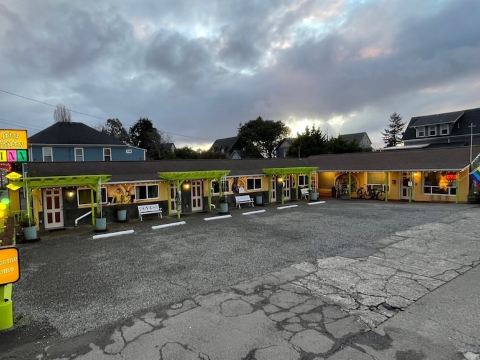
[402,108,480,148]
[338,132,372,150]
[28,121,146,162]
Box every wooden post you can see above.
[176,180,182,219]
[208,179,213,212]
[409,172,413,203]
[90,187,95,225]
[167,182,172,216]
[455,172,460,204]
[348,172,352,199]
[268,176,272,203]
[295,174,299,201]
[384,171,389,202]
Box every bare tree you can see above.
[54,104,72,123]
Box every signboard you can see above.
[0,247,20,285]
[0,130,27,150]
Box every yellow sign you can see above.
[0,130,27,150]
[0,247,20,285]
[6,183,21,191]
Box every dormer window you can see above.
[428,126,436,136]
[416,127,426,137]
[440,124,449,135]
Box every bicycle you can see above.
[357,187,386,201]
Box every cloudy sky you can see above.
[1,0,479,149]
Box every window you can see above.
[428,126,437,136]
[440,124,449,135]
[416,127,426,137]
[77,187,107,207]
[423,172,456,196]
[298,175,308,187]
[211,178,230,194]
[247,177,262,190]
[135,184,159,201]
[42,147,53,162]
[74,148,84,162]
[103,148,112,161]
[310,172,318,191]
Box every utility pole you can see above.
[469,123,476,165]
[468,123,477,202]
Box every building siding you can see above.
[29,145,145,162]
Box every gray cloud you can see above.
[0,0,479,147]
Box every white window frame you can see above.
[77,187,107,208]
[74,147,84,162]
[211,177,230,194]
[247,177,262,190]
[135,184,159,202]
[416,126,426,137]
[42,147,53,162]
[103,147,112,161]
[310,172,318,191]
[440,124,449,136]
[298,174,307,187]
[422,172,457,196]
[428,125,437,136]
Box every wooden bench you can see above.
[235,195,254,208]
[300,188,310,200]
[138,204,163,221]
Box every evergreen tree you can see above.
[102,118,129,143]
[382,112,405,147]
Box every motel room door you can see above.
[401,172,411,200]
[191,180,203,211]
[283,176,291,200]
[43,188,64,229]
[271,176,277,202]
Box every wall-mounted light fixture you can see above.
[66,190,75,199]
[277,177,284,184]
[182,182,191,191]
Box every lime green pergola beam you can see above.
[263,167,318,176]
[18,175,111,189]
[158,170,230,181]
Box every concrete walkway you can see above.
[28,208,480,360]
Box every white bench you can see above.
[300,188,310,200]
[138,204,163,221]
[235,195,254,208]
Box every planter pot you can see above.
[219,202,229,214]
[23,226,37,241]
[255,194,263,205]
[310,192,318,201]
[116,209,127,222]
[95,217,107,232]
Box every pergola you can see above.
[159,170,230,218]
[263,167,318,204]
[10,175,111,225]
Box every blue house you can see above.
[28,121,146,162]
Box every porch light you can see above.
[182,182,191,191]
[277,177,284,184]
[66,190,75,199]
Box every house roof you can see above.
[307,146,479,171]
[28,122,125,146]
[338,132,371,145]
[210,136,239,153]
[409,110,464,127]
[25,146,480,182]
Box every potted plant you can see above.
[19,213,37,241]
[116,205,127,222]
[219,195,229,214]
[95,204,107,232]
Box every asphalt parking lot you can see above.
[1,200,474,355]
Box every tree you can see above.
[287,126,328,158]
[102,118,129,143]
[327,137,362,154]
[54,104,71,123]
[129,118,166,160]
[382,112,405,147]
[238,116,289,158]
[174,147,226,159]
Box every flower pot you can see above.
[116,209,127,222]
[310,192,318,201]
[23,226,37,241]
[255,194,263,205]
[219,202,229,214]
[95,217,107,232]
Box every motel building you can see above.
[6,145,480,231]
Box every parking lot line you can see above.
[277,205,299,210]
[242,209,266,216]
[92,229,134,240]
[307,201,326,206]
[204,214,232,221]
[152,221,186,230]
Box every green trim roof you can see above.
[262,167,318,176]
[159,170,230,181]
[20,175,111,189]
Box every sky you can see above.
[0,0,479,149]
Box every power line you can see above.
[0,88,214,142]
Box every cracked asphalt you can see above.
[1,200,479,359]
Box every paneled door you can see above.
[191,180,203,211]
[271,176,277,202]
[283,176,291,200]
[43,188,64,229]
